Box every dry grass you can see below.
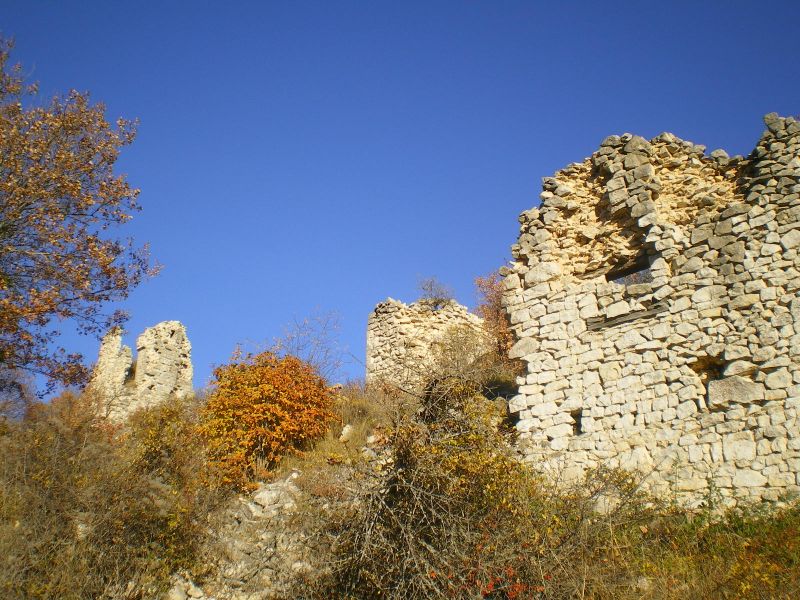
[0,391,224,600]
[276,381,396,500]
[2,332,798,599]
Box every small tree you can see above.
[270,311,344,382]
[199,351,335,490]
[0,38,154,390]
[475,270,514,359]
[418,276,454,309]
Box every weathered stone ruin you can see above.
[502,113,800,504]
[366,298,487,390]
[89,320,193,421]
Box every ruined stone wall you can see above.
[366,298,486,389]
[503,114,800,505]
[89,320,193,421]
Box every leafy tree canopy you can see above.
[0,38,154,391]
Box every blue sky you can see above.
[3,1,799,390]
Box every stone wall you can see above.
[502,113,800,505]
[366,298,486,389]
[89,321,193,421]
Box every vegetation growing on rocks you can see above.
[0,391,215,599]
[1,317,799,599]
[0,32,798,600]
[289,327,800,600]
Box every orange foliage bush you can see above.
[199,351,334,490]
[475,270,515,358]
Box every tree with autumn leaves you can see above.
[0,39,154,390]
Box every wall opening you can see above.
[571,409,584,435]
[123,360,137,387]
[689,355,724,411]
[605,253,653,286]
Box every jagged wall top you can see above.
[89,320,193,421]
[502,113,800,505]
[511,120,766,282]
[366,298,487,389]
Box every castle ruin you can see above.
[367,114,800,505]
[89,321,193,421]
[366,298,487,390]
[501,113,800,504]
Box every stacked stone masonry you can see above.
[502,113,800,505]
[89,320,193,421]
[366,298,486,390]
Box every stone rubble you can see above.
[502,113,800,505]
[167,472,308,600]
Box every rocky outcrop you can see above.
[167,472,314,600]
[366,298,488,390]
[89,321,193,421]
[502,113,800,505]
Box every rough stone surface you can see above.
[365,298,488,389]
[503,114,800,506]
[89,321,193,421]
[167,472,310,600]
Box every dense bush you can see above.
[297,383,655,599]
[0,391,213,599]
[199,350,335,490]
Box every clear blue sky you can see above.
[4,1,799,390]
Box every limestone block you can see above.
[781,229,800,251]
[615,330,647,350]
[544,423,574,439]
[524,262,562,285]
[723,361,758,377]
[722,433,757,462]
[508,395,527,413]
[765,368,792,389]
[707,376,765,410]
[692,285,727,304]
[509,336,538,359]
[733,469,768,488]
[530,401,559,417]
[606,301,630,318]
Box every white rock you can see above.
[338,424,354,443]
[780,229,800,251]
[733,469,767,487]
[707,376,765,409]
[524,262,562,284]
[723,435,757,462]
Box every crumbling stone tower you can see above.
[366,298,487,390]
[89,320,193,421]
[503,114,800,505]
